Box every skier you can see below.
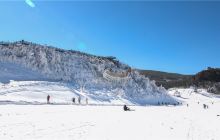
[78,96,81,104]
[203,104,208,109]
[123,105,131,111]
[206,104,209,109]
[47,95,50,104]
[72,97,75,104]
[203,104,206,109]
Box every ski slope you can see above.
[168,88,220,105]
[0,101,220,140]
[0,81,133,105]
[0,81,129,104]
[0,80,177,105]
[0,86,220,140]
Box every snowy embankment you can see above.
[0,81,134,105]
[1,80,220,106]
[0,80,177,105]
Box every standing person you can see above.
[203,104,206,109]
[78,96,81,104]
[72,97,75,104]
[47,95,50,104]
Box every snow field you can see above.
[0,81,220,140]
[0,103,219,140]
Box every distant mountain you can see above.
[193,67,220,94]
[138,68,220,94]
[138,70,193,88]
[0,40,177,105]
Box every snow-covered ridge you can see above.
[0,40,177,105]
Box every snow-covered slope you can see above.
[0,62,49,83]
[0,41,177,105]
[168,87,220,105]
[0,80,176,105]
[0,81,131,105]
[0,88,220,140]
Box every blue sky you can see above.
[0,1,220,74]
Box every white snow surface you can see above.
[0,88,220,140]
[0,86,220,140]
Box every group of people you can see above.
[158,102,181,106]
[47,95,133,112]
[203,104,209,109]
[46,95,88,104]
[71,96,88,104]
[187,101,213,109]
[46,95,214,112]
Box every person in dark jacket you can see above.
[123,105,130,111]
[47,95,50,104]
[72,97,75,104]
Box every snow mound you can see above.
[0,41,177,105]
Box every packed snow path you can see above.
[0,104,220,140]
